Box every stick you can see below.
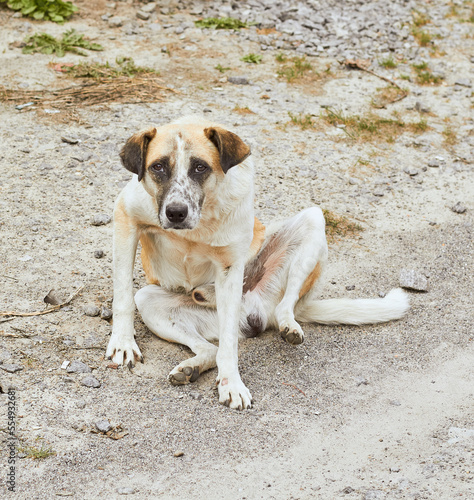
[0,287,84,318]
[282,382,307,397]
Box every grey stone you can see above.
[61,136,80,144]
[117,487,136,495]
[454,78,471,88]
[81,376,101,388]
[67,360,92,374]
[108,16,123,28]
[84,305,100,317]
[94,249,104,259]
[91,214,112,226]
[415,101,430,113]
[100,307,113,320]
[427,159,441,168]
[0,364,23,373]
[451,202,467,214]
[403,167,418,176]
[141,3,156,13]
[96,420,112,433]
[363,491,386,500]
[227,76,250,85]
[136,11,150,21]
[399,269,429,292]
[189,391,203,400]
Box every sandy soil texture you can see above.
[0,1,473,499]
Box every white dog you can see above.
[106,116,409,410]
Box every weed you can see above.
[22,29,103,57]
[275,52,287,63]
[412,28,434,46]
[399,73,411,81]
[442,126,458,146]
[323,209,363,241]
[277,56,315,82]
[371,85,408,108]
[241,53,262,64]
[67,57,158,79]
[195,17,249,30]
[411,62,443,85]
[233,106,255,115]
[215,64,230,73]
[412,10,430,27]
[0,0,78,23]
[18,443,56,459]
[288,112,317,130]
[379,56,398,69]
[321,108,429,142]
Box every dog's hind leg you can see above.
[135,285,219,385]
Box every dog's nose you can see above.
[165,204,188,224]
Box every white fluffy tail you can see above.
[295,288,409,325]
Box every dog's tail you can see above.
[295,288,409,325]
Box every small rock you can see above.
[348,177,359,185]
[363,491,386,500]
[390,467,400,472]
[451,202,467,214]
[389,400,401,406]
[94,250,104,259]
[67,360,92,374]
[81,376,101,388]
[346,285,355,291]
[373,188,385,197]
[71,151,92,162]
[427,159,440,168]
[356,377,368,386]
[76,400,86,409]
[141,3,156,13]
[91,214,112,226]
[415,101,430,113]
[100,307,113,320]
[173,450,184,457]
[399,269,429,292]
[454,78,471,88]
[61,361,70,370]
[403,167,418,176]
[136,10,150,21]
[227,76,250,85]
[189,391,202,400]
[84,305,100,317]
[0,364,23,373]
[96,420,112,433]
[343,487,355,494]
[117,487,136,495]
[108,16,123,28]
[61,135,80,144]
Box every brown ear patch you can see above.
[204,126,251,173]
[120,127,157,181]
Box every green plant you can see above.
[241,53,262,64]
[323,209,363,241]
[215,64,230,73]
[411,62,443,85]
[22,29,103,57]
[288,112,317,130]
[195,17,249,30]
[379,56,398,69]
[412,10,430,27]
[18,443,56,459]
[277,56,315,82]
[442,126,458,146]
[275,52,287,63]
[0,0,78,23]
[67,57,158,78]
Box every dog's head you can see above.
[120,118,251,230]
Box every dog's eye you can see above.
[194,164,208,174]
[150,163,164,173]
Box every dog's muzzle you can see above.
[163,203,190,229]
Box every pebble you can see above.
[117,487,136,495]
[227,76,250,85]
[91,214,112,226]
[94,249,105,259]
[108,16,123,28]
[61,136,80,144]
[454,78,471,88]
[451,202,467,214]
[0,364,24,373]
[399,269,429,292]
[95,420,112,433]
[189,391,203,400]
[403,167,418,176]
[67,360,92,374]
[427,159,441,168]
[84,305,100,317]
[100,307,113,320]
[173,450,184,457]
[141,3,156,13]
[61,361,70,370]
[346,285,356,291]
[136,11,150,21]
[414,101,430,113]
[81,376,101,388]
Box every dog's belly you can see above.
[140,230,217,292]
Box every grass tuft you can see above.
[18,443,56,460]
[288,112,317,130]
[195,17,249,30]
[241,53,262,64]
[379,56,398,69]
[323,209,363,241]
[411,62,443,85]
[276,55,315,82]
[66,57,158,78]
[22,29,103,57]
[215,64,230,73]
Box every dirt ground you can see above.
[0,1,473,499]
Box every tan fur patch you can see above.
[298,262,322,299]
[140,233,161,286]
[250,217,266,256]
[114,198,132,239]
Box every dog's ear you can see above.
[204,126,251,173]
[120,127,157,181]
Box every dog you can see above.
[106,116,409,410]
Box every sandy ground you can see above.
[0,1,473,499]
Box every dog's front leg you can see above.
[105,202,143,367]
[215,262,252,410]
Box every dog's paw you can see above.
[169,364,200,385]
[280,320,305,345]
[217,375,252,410]
[106,334,143,367]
